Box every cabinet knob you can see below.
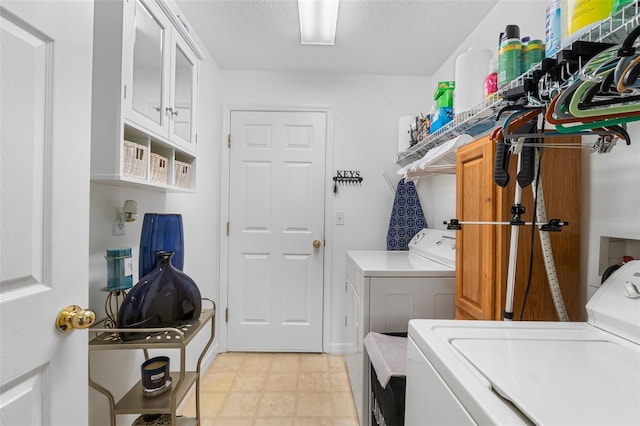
[55,305,96,332]
[165,107,179,117]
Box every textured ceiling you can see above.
[175,0,499,76]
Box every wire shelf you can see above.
[397,94,503,166]
[396,3,640,167]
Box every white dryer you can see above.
[345,228,457,425]
[405,260,640,425]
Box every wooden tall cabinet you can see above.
[455,134,582,321]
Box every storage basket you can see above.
[123,140,148,180]
[174,160,191,188]
[150,153,168,184]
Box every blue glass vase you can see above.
[117,251,201,341]
[139,213,184,279]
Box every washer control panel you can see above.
[587,260,640,344]
[408,228,456,267]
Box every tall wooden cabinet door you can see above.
[494,136,582,321]
[455,136,497,319]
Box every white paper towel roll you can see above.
[454,48,493,116]
[398,115,414,154]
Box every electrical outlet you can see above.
[113,207,125,235]
[336,211,344,225]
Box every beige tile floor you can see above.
[178,352,359,426]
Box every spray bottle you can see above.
[498,25,522,88]
[484,57,498,98]
[545,0,562,58]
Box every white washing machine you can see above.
[405,260,640,426]
[345,228,456,425]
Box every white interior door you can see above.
[0,2,93,424]
[227,110,326,352]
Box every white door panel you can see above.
[228,110,326,352]
[1,2,92,424]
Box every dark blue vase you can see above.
[139,213,184,279]
[117,251,201,341]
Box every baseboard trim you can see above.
[327,342,352,354]
[200,341,219,373]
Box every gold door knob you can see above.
[55,305,96,332]
[313,240,322,249]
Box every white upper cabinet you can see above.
[91,0,202,191]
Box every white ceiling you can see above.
[174,0,499,76]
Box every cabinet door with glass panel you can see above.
[123,0,171,139]
[168,33,198,153]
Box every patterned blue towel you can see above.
[386,179,427,250]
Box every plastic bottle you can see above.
[430,81,455,133]
[498,25,522,88]
[522,38,545,71]
[454,47,493,115]
[484,58,498,98]
[545,0,562,58]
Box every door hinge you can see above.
[226,221,230,236]
[345,316,347,327]
[195,133,198,144]
[123,85,127,100]
[225,307,229,323]
[227,134,231,148]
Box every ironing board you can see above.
[386,179,427,250]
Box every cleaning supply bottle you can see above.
[484,58,498,98]
[545,0,562,58]
[522,37,545,71]
[430,81,455,133]
[498,25,522,88]
[454,47,493,116]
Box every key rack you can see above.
[333,172,363,194]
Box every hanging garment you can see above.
[386,179,427,250]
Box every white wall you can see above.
[585,133,640,299]
[219,71,431,350]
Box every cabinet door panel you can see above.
[455,137,496,320]
[169,35,198,152]
[495,136,582,321]
[132,0,164,124]
[125,0,171,136]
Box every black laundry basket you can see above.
[369,332,407,426]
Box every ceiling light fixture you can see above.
[298,0,339,45]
